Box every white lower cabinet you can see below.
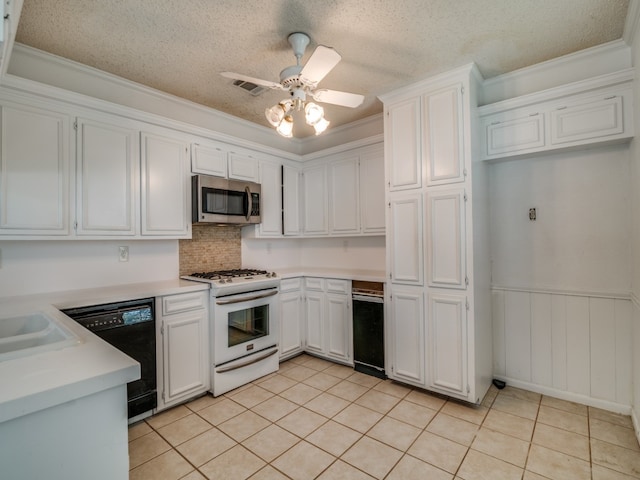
[426,292,467,397]
[303,278,352,364]
[156,291,209,411]
[387,285,425,386]
[279,278,304,360]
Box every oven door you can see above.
[212,287,279,365]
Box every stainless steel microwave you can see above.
[192,175,261,225]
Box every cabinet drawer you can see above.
[280,277,303,292]
[326,279,350,294]
[304,277,325,291]
[162,292,206,315]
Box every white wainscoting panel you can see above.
[492,287,632,412]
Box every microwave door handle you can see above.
[245,186,252,221]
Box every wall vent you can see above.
[232,79,267,96]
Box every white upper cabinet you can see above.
[191,140,259,182]
[141,131,191,237]
[359,146,386,234]
[283,165,302,236]
[329,156,360,235]
[426,187,466,289]
[423,85,465,186]
[385,97,422,191]
[479,78,633,160]
[75,117,139,236]
[191,143,227,177]
[550,94,623,145]
[228,152,260,182]
[483,112,545,157]
[302,163,328,235]
[0,102,71,235]
[257,161,282,237]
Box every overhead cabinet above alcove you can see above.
[478,70,634,161]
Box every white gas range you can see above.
[181,269,280,396]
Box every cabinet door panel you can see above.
[141,132,190,236]
[302,164,328,235]
[280,291,303,359]
[228,153,259,182]
[550,95,623,145]
[359,147,386,234]
[388,193,424,285]
[426,188,466,288]
[305,291,324,354]
[1,104,70,234]
[283,165,301,235]
[258,161,282,237]
[386,98,421,190]
[330,157,360,234]
[424,85,464,185]
[76,118,138,235]
[485,113,544,157]
[326,293,350,362]
[427,293,467,398]
[389,286,425,385]
[191,143,227,177]
[163,311,208,402]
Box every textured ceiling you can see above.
[14,0,630,138]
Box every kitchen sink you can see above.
[0,310,81,361]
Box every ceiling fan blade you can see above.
[300,45,342,86]
[312,89,364,108]
[220,72,285,90]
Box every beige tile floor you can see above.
[128,354,640,480]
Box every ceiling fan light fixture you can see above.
[276,115,294,137]
[304,102,324,126]
[313,117,330,135]
[265,101,291,127]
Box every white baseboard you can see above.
[493,375,631,415]
[633,407,640,447]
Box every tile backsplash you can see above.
[178,225,242,275]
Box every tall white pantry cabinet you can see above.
[379,64,492,404]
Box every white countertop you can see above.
[0,279,210,423]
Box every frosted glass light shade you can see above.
[304,102,324,126]
[276,115,294,137]
[313,117,330,135]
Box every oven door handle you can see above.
[215,289,278,305]
[215,347,279,373]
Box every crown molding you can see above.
[623,0,640,46]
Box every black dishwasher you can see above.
[352,281,385,379]
[62,298,157,418]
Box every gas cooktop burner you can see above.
[181,268,280,295]
[189,269,273,280]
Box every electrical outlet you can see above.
[119,246,129,262]
[343,240,349,252]
[529,208,537,221]
[266,242,272,254]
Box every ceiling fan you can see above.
[221,32,364,136]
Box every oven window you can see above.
[228,304,269,347]
[202,187,247,216]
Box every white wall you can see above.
[490,145,631,294]
[489,143,633,412]
[241,236,385,274]
[627,1,640,441]
[0,240,179,298]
